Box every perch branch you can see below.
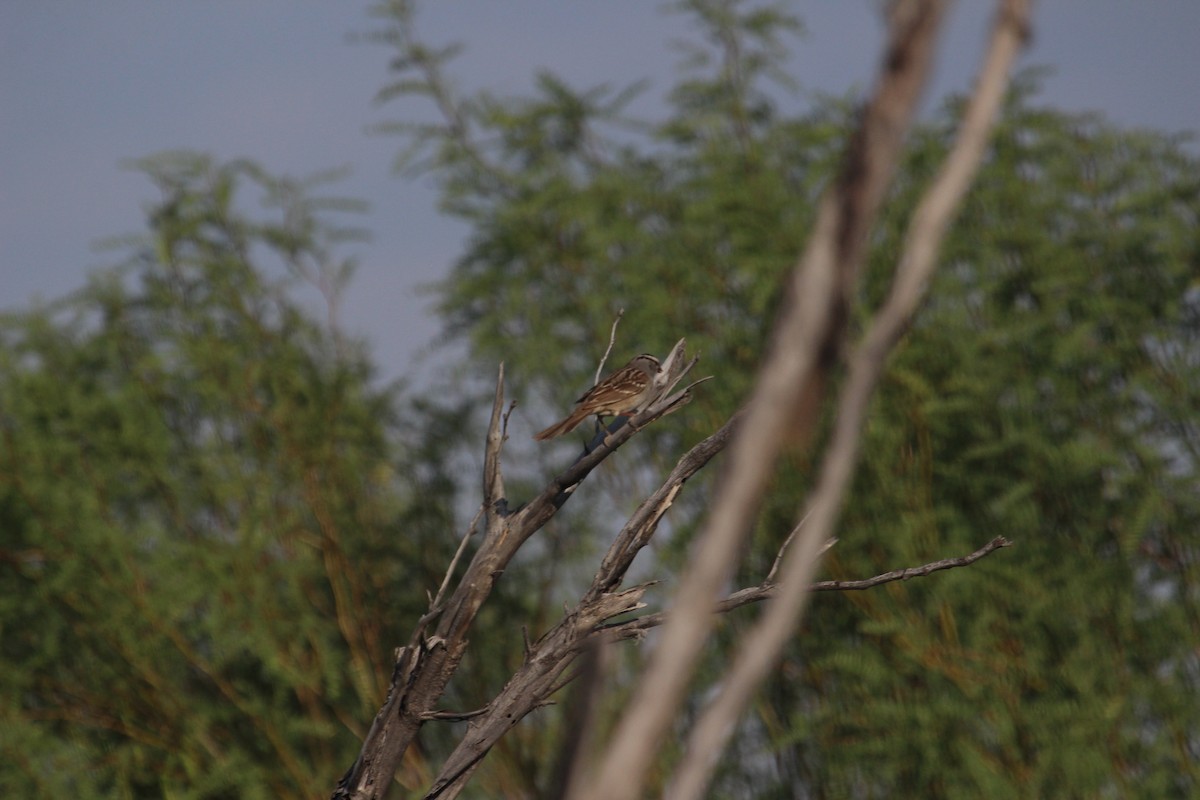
[420,411,737,799]
[334,347,708,799]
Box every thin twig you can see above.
[765,509,814,584]
[811,536,1012,591]
[430,505,485,612]
[501,400,517,439]
[594,309,625,386]
[600,537,1013,638]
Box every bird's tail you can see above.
[533,409,592,441]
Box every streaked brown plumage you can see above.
[533,354,661,440]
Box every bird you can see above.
[533,354,661,440]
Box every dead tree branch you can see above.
[338,341,1011,799]
[420,412,739,799]
[422,496,1005,799]
[601,536,1013,641]
[665,3,1033,798]
[429,505,483,613]
[333,349,707,799]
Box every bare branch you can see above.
[666,4,1033,798]
[601,537,1014,641]
[656,338,692,390]
[430,505,484,613]
[809,536,1013,591]
[419,413,737,798]
[360,363,1005,800]
[765,509,816,584]
[421,525,1009,798]
[334,349,710,799]
[596,413,739,589]
[594,309,625,386]
[501,400,516,439]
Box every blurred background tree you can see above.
[1,0,1197,798]
[0,154,469,797]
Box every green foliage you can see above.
[0,154,461,798]
[373,1,1200,796]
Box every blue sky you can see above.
[2,1,1197,385]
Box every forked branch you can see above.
[333,347,708,799]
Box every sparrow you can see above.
[533,354,661,440]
